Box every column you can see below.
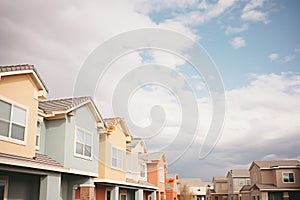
[135,189,143,200]
[80,184,95,200]
[39,173,61,200]
[150,191,156,200]
[111,186,119,200]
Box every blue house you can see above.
[38,96,106,199]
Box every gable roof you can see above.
[166,173,179,180]
[178,178,209,187]
[0,64,48,98]
[212,176,228,182]
[227,169,249,178]
[39,96,106,131]
[145,152,167,163]
[250,160,300,170]
[104,117,131,137]
[127,138,147,153]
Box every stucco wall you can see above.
[0,74,39,158]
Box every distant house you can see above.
[227,169,250,200]
[166,174,179,200]
[207,176,228,200]
[95,118,157,200]
[178,178,210,200]
[240,160,300,200]
[38,96,106,199]
[142,152,167,200]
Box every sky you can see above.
[0,0,300,181]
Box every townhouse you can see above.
[0,64,107,200]
[207,176,228,200]
[240,160,300,200]
[95,118,157,200]
[227,169,250,200]
[178,178,210,200]
[166,174,179,200]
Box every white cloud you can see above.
[243,0,265,12]
[230,37,246,49]
[241,10,269,24]
[225,24,249,35]
[268,53,279,61]
[284,55,295,62]
[173,0,235,25]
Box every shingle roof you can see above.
[0,64,48,92]
[126,178,157,188]
[179,178,210,187]
[252,183,300,191]
[240,185,252,192]
[213,176,228,182]
[39,96,92,113]
[104,117,131,137]
[167,173,178,180]
[0,152,64,171]
[227,169,249,178]
[146,152,166,162]
[252,160,300,169]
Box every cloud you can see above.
[268,53,279,61]
[174,0,235,25]
[241,10,269,23]
[284,55,295,62]
[242,0,265,12]
[225,24,249,35]
[241,0,269,24]
[230,37,246,49]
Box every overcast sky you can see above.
[1,0,300,181]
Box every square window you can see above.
[75,128,93,159]
[112,146,122,169]
[283,172,295,183]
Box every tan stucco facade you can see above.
[0,74,41,158]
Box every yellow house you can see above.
[0,64,47,158]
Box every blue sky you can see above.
[0,0,300,181]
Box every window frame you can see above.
[0,175,9,200]
[159,167,164,183]
[253,173,257,182]
[0,97,28,145]
[140,163,146,178]
[282,172,295,183]
[111,146,123,170]
[35,121,41,150]
[74,127,93,160]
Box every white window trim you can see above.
[159,167,164,183]
[111,146,123,170]
[140,163,147,179]
[35,121,41,150]
[0,96,28,145]
[74,126,93,160]
[282,172,295,183]
[0,175,9,200]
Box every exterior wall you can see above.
[65,105,99,175]
[0,170,40,200]
[95,185,106,200]
[214,182,228,194]
[0,74,39,158]
[274,168,300,188]
[147,160,166,197]
[240,192,251,200]
[98,123,127,181]
[126,152,140,180]
[260,170,274,185]
[44,105,99,175]
[250,165,260,184]
[44,118,66,165]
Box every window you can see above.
[251,196,256,200]
[283,172,295,183]
[140,164,146,178]
[0,176,8,200]
[75,128,92,158]
[159,167,164,182]
[246,178,251,185]
[36,121,41,150]
[253,173,257,182]
[120,194,127,200]
[238,179,244,186]
[0,99,27,143]
[112,146,122,169]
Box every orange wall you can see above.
[0,74,39,158]
[95,186,106,200]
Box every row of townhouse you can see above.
[0,64,170,200]
[208,160,300,200]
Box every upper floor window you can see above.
[112,146,123,169]
[253,173,257,182]
[75,127,92,159]
[140,164,146,178]
[282,172,295,183]
[238,179,244,186]
[246,178,251,185]
[0,99,27,143]
[36,121,41,150]
[159,167,164,182]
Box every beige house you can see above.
[207,176,228,200]
[178,178,210,200]
[240,160,300,200]
[227,169,250,200]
